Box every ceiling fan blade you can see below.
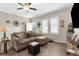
[29,8,37,11]
[28,3,32,5]
[17,8,23,10]
[24,3,32,5]
[18,3,24,6]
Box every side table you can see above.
[0,38,10,54]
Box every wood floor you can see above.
[0,42,67,56]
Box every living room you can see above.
[0,3,78,56]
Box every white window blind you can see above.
[32,22,37,32]
[26,23,32,31]
[41,20,48,33]
[50,17,59,34]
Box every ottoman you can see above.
[28,41,40,56]
[36,36,48,45]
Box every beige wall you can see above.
[33,9,72,43]
[0,9,72,43]
[0,11,29,40]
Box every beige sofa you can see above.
[11,32,48,51]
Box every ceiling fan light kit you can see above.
[17,3,37,11]
[23,6,29,10]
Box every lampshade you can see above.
[0,26,9,32]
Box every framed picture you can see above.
[60,20,64,27]
[22,22,24,25]
[6,20,10,24]
[12,20,19,26]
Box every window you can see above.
[32,22,37,32]
[50,17,59,34]
[26,23,32,31]
[41,20,48,33]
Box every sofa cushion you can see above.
[36,36,47,39]
[33,32,39,37]
[14,32,25,40]
[29,37,36,41]
[19,39,31,44]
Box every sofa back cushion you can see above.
[25,31,40,38]
[33,32,40,37]
[12,32,41,40]
[26,31,33,38]
[26,32,30,38]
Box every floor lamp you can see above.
[0,26,9,54]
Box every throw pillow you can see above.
[77,40,79,47]
[27,32,30,38]
[14,33,23,40]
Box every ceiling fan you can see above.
[17,3,37,11]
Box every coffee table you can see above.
[28,41,40,56]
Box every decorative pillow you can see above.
[31,32,36,37]
[14,33,24,40]
[15,37,20,42]
[27,32,30,38]
[77,40,79,47]
[75,35,79,42]
[24,32,27,38]
[21,32,27,39]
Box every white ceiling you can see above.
[0,3,73,18]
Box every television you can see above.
[71,3,79,28]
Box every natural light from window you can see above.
[26,23,32,31]
[50,17,59,34]
[32,22,37,32]
[41,20,48,33]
